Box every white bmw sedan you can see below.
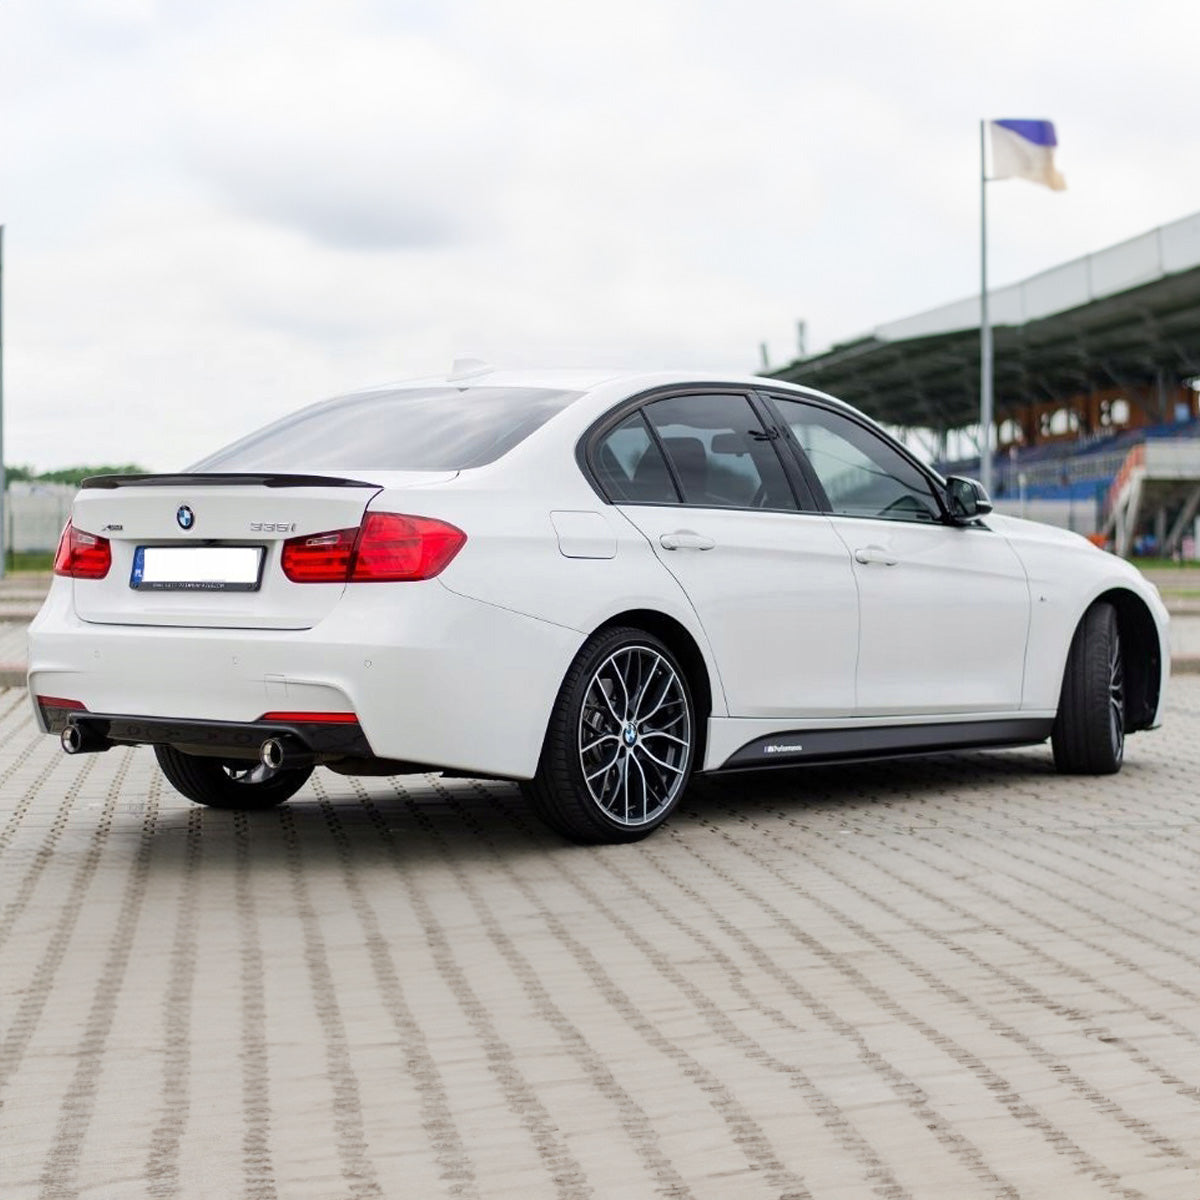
[29,368,1169,843]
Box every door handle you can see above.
[854,545,898,566]
[659,531,715,551]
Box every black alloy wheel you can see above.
[526,626,697,844]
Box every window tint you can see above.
[642,394,797,510]
[773,398,941,523]
[191,386,582,473]
[594,412,680,504]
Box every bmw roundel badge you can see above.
[176,505,195,531]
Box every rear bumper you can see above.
[28,577,584,779]
[39,702,373,760]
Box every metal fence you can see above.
[992,450,1129,497]
[6,482,75,554]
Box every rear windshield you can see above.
[190,386,582,472]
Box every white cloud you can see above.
[176,28,516,250]
[3,0,1200,468]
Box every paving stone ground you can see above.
[2,681,1200,1199]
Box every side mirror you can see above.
[944,475,993,523]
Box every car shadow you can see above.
[122,744,1080,882]
[688,745,1060,807]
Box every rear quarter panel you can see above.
[398,437,729,718]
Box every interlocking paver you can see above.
[0,623,29,668]
[2,681,1200,1198]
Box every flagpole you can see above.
[979,120,994,498]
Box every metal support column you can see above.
[979,122,994,497]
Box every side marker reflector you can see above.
[259,711,359,724]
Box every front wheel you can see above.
[1051,601,1124,774]
[525,627,697,844]
[154,744,312,810]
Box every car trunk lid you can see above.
[67,472,453,629]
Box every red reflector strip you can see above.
[36,695,88,711]
[259,711,359,724]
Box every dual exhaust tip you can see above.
[61,723,314,770]
[258,736,317,771]
[60,723,110,755]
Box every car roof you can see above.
[342,365,854,413]
[343,367,629,396]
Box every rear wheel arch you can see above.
[592,609,716,767]
[526,623,699,842]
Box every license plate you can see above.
[131,546,265,592]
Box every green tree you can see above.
[5,464,148,487]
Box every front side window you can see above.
[772,398,941,523]
[641,393,797,510]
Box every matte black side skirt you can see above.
[714,718,1054,773]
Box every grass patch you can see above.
[1132,558,1200,571]
[5,551,54,573]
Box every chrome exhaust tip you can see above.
[261,737,286,771]
[60,721,112,755]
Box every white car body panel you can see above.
[68,472,456,629]
[412,463,730,715]
[26,368,1170,789]
[618,505,859,718]
[826,515,1031,715]
[30,575,582,779]
[985,513,1171,723]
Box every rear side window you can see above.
[594,413,680,504]
[642,394,797,510]
[191,386,582,472]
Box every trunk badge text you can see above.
[176,505,195,530]
[249,522,297,533]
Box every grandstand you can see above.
[769,212,1200,555]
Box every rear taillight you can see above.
[53,521,112,580]
[281,513,466,584]
[353,513,466,581]
[280,527,357,583]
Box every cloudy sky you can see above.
[4,0,1200,471]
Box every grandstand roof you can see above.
[770,211,1200,431]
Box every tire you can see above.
[154,744,312,810]
[525,626,697,844]
[1051,601,1125,775]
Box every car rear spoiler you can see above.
[80,472,381,490]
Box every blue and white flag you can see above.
[989,119,1066,190]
